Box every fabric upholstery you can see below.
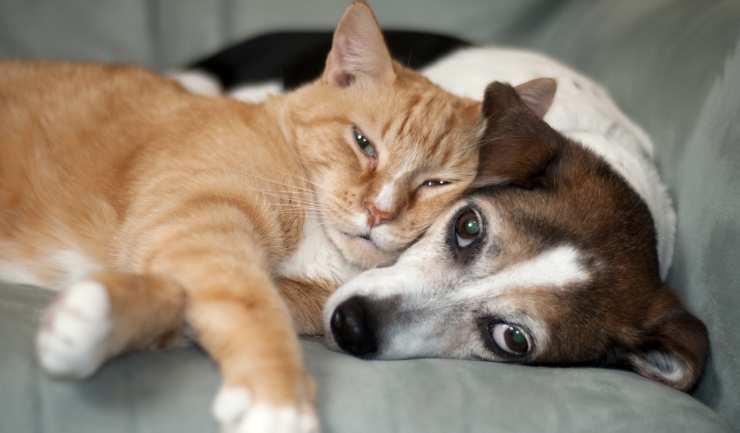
[0,0,738,431]
[0,283,732,433]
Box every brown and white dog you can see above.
[323,48,708,392]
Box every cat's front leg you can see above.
[188,289,318,433]
[136,208,320,433]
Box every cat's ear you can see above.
[323,1,395,87]
[514,78,556,119]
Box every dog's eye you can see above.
[353,126,376,158]
[455,210,480,248]
[490,323,529,355]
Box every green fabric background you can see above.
[1,0,738,431]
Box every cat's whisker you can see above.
[203,167,320,197]
[210,194,324,214]
[228,190,318,204]
[473,134,532,149]
[270,167,336,195]
[213,166,348,211]
[219,183,319,203]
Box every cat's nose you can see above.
[330,296,378,356]
[363,200,394,228]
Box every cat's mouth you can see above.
[343,231,373,243]
[333,229,399,268]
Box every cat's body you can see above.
[0,60,350,331]
[0,4,484,432]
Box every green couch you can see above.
[1,1,738,432]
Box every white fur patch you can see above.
[329,244,586,313]
[277,212,361,283]
[456,245,588,301]
[169,70,223,96]
[230,81,283,104]
[373,158,412,212]
[36,280,111,378]
[372,181,396,213]
[213,386,253,425]
[49,250,101,291]
[0,260,46,287]
[0,249,99,290]
[213,386,318,433]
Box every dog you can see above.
[322,47,708,392]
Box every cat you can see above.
[0,2,512,432]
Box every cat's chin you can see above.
[331,230,395,269]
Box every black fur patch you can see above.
[189,31,470,90]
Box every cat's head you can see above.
[282,2,485,268]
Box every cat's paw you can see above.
[36,280,112,379]
[213,386,319,433]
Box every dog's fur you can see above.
[323,48,708,392]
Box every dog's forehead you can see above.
[453,243,589,303]
[442,195,594,306]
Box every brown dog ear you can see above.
[624,286,708,391]
[322,1,395,87]
[473,80,560,188]
[515,78,557,119]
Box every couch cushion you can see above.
[0,283,731,433]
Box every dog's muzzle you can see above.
[330,296,378,356]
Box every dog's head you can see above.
[322,80,708,391]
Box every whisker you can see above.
[475,134,532,148]
[210,193,323,213]
[269,167,335,194]
[194,167,319,196]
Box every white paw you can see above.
[36,280,112,379]
[213,386,319,433]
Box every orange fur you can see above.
[84,271,187,352]
[0,2,483,421]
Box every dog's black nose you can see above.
[330,296,378,356]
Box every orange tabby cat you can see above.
[0,2,486,432]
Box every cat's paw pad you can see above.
[213,386,319,433]
[36,280,112,379]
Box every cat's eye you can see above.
[490,322,529,356]
[421,180,448,187]
[455,210,481,248]
[353,127,376,158]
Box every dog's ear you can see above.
[473,80,559,188]
[323,1,395,87]
[623,286,708,391]
[514,78,556,119]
